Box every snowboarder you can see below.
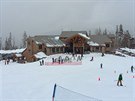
[117,74,123,86]
[131,66,134,73]
[90,57,94,61]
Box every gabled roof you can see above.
[88,35,112,45]
[31,35,65,47]
[34,52,47,59]
[60,31,88,38]
[65,33,90,41]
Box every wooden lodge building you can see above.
[23,31,114,62]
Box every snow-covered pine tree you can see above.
[22,31,27,48]
[8,32,13,50]
[103,28,107,35]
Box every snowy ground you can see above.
[0,53,135,101]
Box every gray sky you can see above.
[0,0,135,46]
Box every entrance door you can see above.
[74,47,83,54]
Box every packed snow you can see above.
[0,52,135,101]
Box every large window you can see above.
[44,48,46,53]
[39,45,42,49]
[56,48,59,53]
[60,47,63,52]
[28,41,30,46]
[106,44,110,47]
[52,48,55,53]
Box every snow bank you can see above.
[34,52,47,59]
[0,48,26,54]
[121,47,135,54]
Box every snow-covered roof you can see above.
[15,53,22,57]
[0,48,26,54]
[46,43,65,47]
[55,36,59,40]
[78,33,90,39]
[60,31,88,38]
[35,41,42,44]
[32,35,65,47]
[87,41,99,46]
[89,35,111,45]
[34,52,47,59]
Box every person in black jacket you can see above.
[117,74,123,86]
[131,66,134,73]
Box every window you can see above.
[96,47,99,50]
[52,48,55,53]
[28,41,30,45]
[106,44,110,47]
[60,47,63,52]
[56,48,59,53]
[39,45,42,49]
[28,49,32,54]
[44,48,46,53]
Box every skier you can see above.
[40,61,42,66]
[117,74,123,86]
[101,53,104,57]
[52,58,54,63]
[100,63,103,69]
[131,66,134,73]
[42,59,44,65]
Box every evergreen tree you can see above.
[98,27,101,35]
[95,27,102,35]
[121,30,131,47]
[5,38,8,50]
[8,32,13,50]
[116,25,119,34]
[22,31,27,48]
[4,32,13,50]
[0,37,2,50]
[88,30,91,37]
[103,28,107,35]
[119,24,123,33]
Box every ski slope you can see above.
[0,53,135,101]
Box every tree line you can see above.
[0,31,27,50]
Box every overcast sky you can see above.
[0,0,135,45]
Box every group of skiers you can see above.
[51,55,82,64]
[97,61,134,87]
[40,59,44,66]
[5,59,10,65]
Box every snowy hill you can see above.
[0,53,135,101]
